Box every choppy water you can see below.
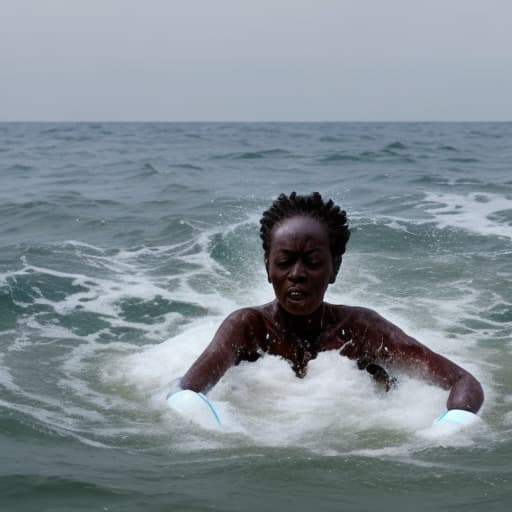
[1,122,511,511]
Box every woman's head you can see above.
[259,192,350,283]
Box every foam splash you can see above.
[365,191,512,240]
[107,310,489,455]
[0,208,500,457]
[421,191,512,239]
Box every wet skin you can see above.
[180,215,484,413]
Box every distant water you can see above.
[1,122,511,511]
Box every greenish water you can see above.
[1,122,511,510]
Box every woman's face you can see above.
[266,215,334,316]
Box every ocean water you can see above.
[0,122,511,511]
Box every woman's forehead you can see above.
[270,215,330,247]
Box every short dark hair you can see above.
[259,192,350,280]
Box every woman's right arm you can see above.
[179,308,259,393]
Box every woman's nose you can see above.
[288,261,306,281]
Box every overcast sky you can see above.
[1,0,511,121]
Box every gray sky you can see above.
[1,0,511,121]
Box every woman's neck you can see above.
[275,302,325,341]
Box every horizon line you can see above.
[1,119,511,124]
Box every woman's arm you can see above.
[179,308,259,393]
[360,309,484,413]
[397,339,484,412]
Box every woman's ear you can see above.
[330,256,342,284]
[264,257,271,283]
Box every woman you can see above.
[170,192,484,423]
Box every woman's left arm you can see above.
[368,311,484,413]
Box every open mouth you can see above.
[287,290,307,301]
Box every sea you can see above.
[1,122,511,511]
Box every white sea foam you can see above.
[1,210,499,456]
[421,191,512,239]
[104,278,492,455]
[111,319,489,455]
[368,191,512,240]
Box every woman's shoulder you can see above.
[225,303,271,320]
[219,304,273,332]
[325,303,384,326]
[326,303,420,353]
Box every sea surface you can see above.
[1,122,511,511]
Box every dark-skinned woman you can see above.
[167,192,484,433]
